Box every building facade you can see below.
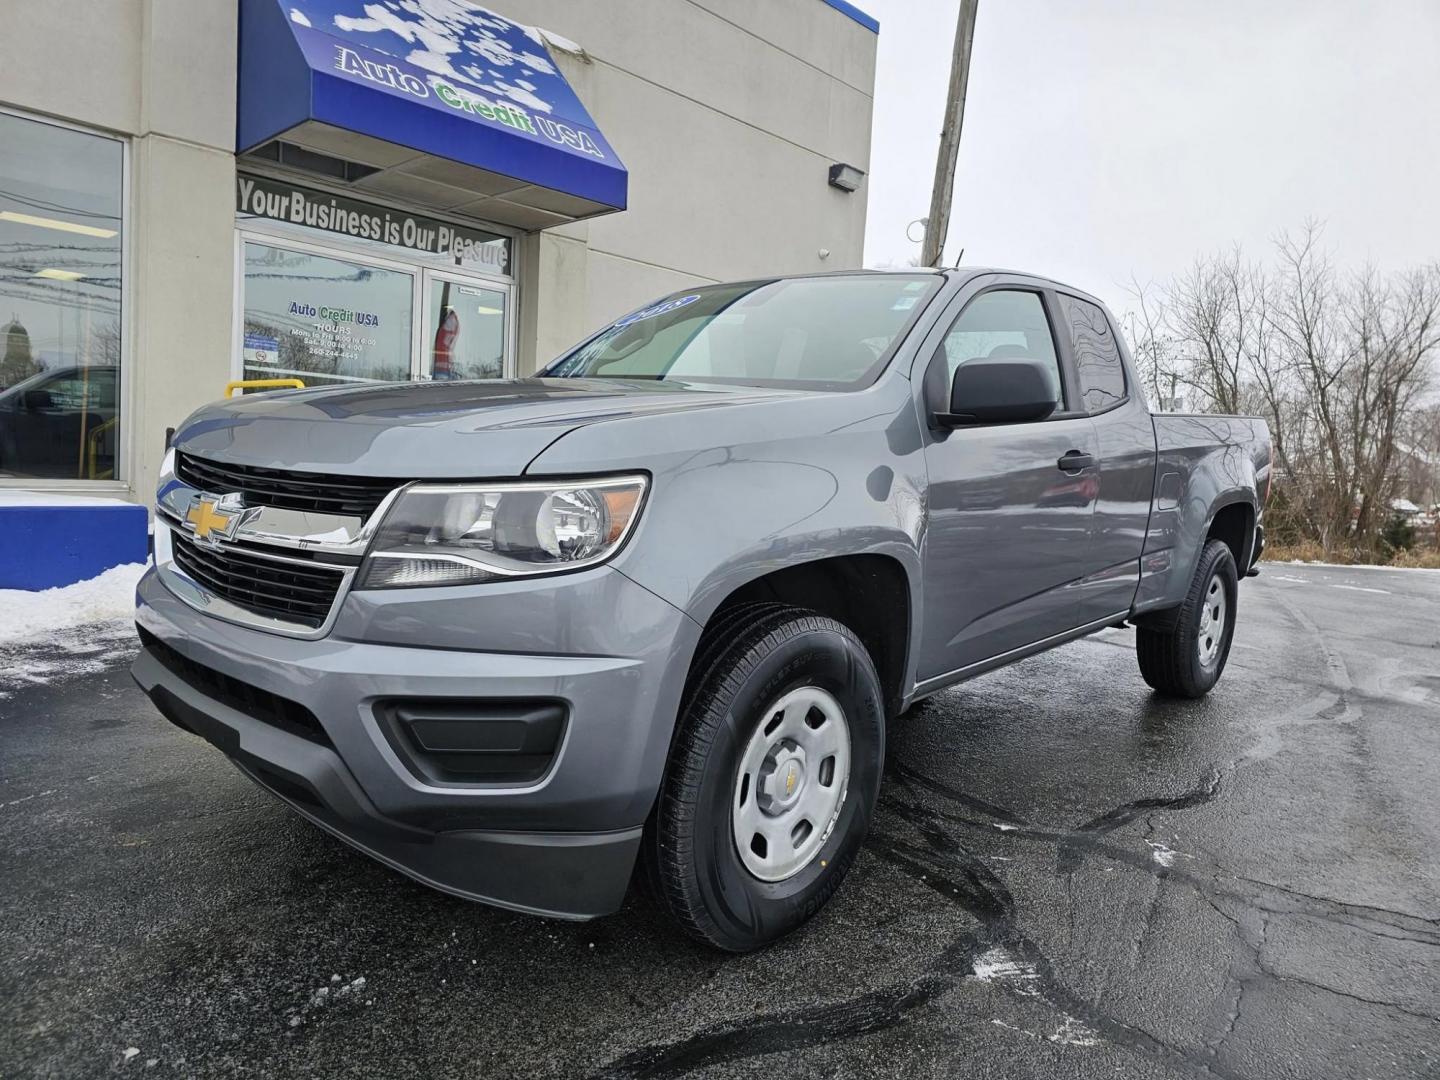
[0,0,877,506]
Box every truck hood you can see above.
[173,378,798,477]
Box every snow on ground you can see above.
[0,490,137,507]
[1271,559,1440,573]
[0,563,146,697]
[1143,839,1193,868]
[971,947,1038,985]
[0,563,145,647]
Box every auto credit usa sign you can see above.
[237,0,628,213]
[283,0,621,170]
[332,46,607,160]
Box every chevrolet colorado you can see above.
[133,269,1271,951]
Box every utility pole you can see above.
[921,0,979,268]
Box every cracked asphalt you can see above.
[2,564,1438,1079]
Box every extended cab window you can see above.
[541,274,942,390]
[940,290,1064,406]
[27,370,116,410]
[1059,294,1126,412]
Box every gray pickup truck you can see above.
[133,268,1270,951]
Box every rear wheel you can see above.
[646,607,884,951]
[1136,539,1238,698]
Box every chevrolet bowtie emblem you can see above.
[785,763,798,795]
[186,492,246,541]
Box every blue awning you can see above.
[238,0,627,227]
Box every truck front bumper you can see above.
[131,564,700,920]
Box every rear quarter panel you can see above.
[1133,414,1271,616]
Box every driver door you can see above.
[916,284,1099,682]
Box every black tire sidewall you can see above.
[687,622,884,949]
[1188,542,1238,691]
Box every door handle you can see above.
[1057,451,1094,472]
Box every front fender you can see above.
[524,374,928,658]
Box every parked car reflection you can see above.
[0,365,118,479]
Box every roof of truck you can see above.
[821,266,1113,310]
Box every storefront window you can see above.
[236,174,515,388]
[242,242,414,386]
[0,111,124,481]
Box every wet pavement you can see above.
[2,564,1438,1078]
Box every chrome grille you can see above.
[175,451,397,520]
[169,530,346,630]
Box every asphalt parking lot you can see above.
[3,564,1438,1079]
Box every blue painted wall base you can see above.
[0,504,149,590]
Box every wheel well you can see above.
[709,555,911,719]
[1207,502,1255,569]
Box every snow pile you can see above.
[0,563,146,695]
[0,564,145,647]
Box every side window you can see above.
[40,376,87,409]
[1058,294,1126,412]
[35,373,113,410]
[89,370,118,410]
[939,290,1064,408]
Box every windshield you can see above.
[540,274,942,390]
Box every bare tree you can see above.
[1347,263,1440,549]
[1165,248,1267,414]
[1121,276,1181,409]
[1119,221,1440,558]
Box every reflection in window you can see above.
[1059,294,1126,412]
[0,112,123,481]
[242,242,413,388]
[543,275,941,389]
[427,281,506,380]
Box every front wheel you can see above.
[1136,538,1239,698]
[646,607,885,951]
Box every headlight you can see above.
[357,475,648,588]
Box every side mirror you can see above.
[20,389,55,411]
[934,357,1058,427]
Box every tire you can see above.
[646,606,885,952]
[636,602,789,904]
[1136,539,1239,698]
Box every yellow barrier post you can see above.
[86,416,119,480]
[224,378,307,397]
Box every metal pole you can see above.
[921,0,979,268]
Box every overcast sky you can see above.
[860,0,1440,315]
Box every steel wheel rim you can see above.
[732,686,851,882]
[1197,573,1227,668]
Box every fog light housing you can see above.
[375,700,567,786]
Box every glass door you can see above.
[421,271,512,381]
